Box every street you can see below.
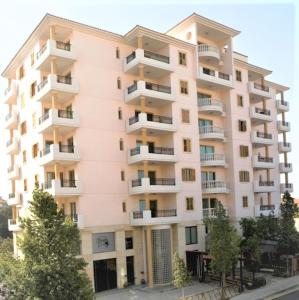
[276,290,299,300]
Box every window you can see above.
[239,171,250,182]
[21,94,25,109]
[240,145,249,157]
[182,168,196,181]
[183,138,191,152]
[181,109,190,123]
[118,107,122,120]
[180,80,188,94]
[22,150,27,163]
[237,95,243,107]
[125,237,133,250]
[242,196,248,208]
[116,47,120,59]
[32,143,39,158]
[186,197,194,211]
[179,52,187,66]
[117,77,121,89]
[32,113,37,128]
[24,179,28,192]
[20,121,27,135]
[121,170,125,181]
[119,138,124,151]
[31,53,35,66]
[236,70,242,82]
[238,120,247,132]
[122,202,126,213]
[185,226,197,245]
[19,65,25,80]
[30,81,37,97]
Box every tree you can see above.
[0,201,12,238]
[2,188,94,299]
[172,252,191,298]
[277,192,299,255]
[205,202,240,300]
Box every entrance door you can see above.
[150,200,158,217]
[93,259,117,293]
[126,256,135,286]
[147,141,155,153]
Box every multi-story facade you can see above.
[2,13,292,292]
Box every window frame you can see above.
[185,226,198,245]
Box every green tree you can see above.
[172,252,191,298]
[2,188,94,299]
[205,202,240,300]
[277,192,299,255]
[0,201,12,238]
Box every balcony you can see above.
[279,163,293,173]
[249,107,272,124]
[124,49,173,77]
[248,82,272,99]
[277,121,290,132]
[3,81,18,104]
[197,44,221,63]
[255,205,279,217]
[197,66,233,89]
[128,145,176,164]
[126,112,176,135]
[130,209,179,226]
[7,165,20,180]
[8,219,21,232]
[280,183,293,194]
[276,100,289,112]
[34,40,76,72]
[252,155,275,169]
[251,132,274,147]
[203,207,229,218]
[35,74,79,103]
[39,144,80,166]
[199,126,225,141]
[7,193,21,206]
[6,137,19,154]
[4,110,18,129]
[45,179,81,197]
[201,181,229,194]
[129,177,180,195]
[38,109,80,134]
[253,181,276,193]
[200,153,226,167]
[198,98,225,116]
[125,80,174,106]
[278,142,291,153]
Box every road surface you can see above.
[276,290,299,300]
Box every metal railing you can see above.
[130,147,141,156]
[200,153,225,162]
[128,115,139,125]
[280,120,290,126]
[281,163,292,168]
[255,107,271,115]
[145,82,171,94]
[198,97,223,109]
[8,193,15,199]
[127,82,137,94]
[61,180,77,188]
[126,51,136,63]
[149,147,174,155]
[258,156,273,163]
[44,181,53,189]
[259,181,274,186]
[198,44,220,55]
[280,100,288,106]
[37,78,48,92]
[256,131,272,139]
[199,126,224,135]
[57,75,72,84]
[40,147,51,156]
[36,44,47,59]
[254,82,269,92]
[155,209,177,217]
[260,205,275,211]
[202,181,227,189]
[6,139,14,147]
[39,111,50,124]
[149,178,176,186]
[4,86,11,95]
[132,179,142,187]
[59,145,75,153]
[133,211,143,219]
[218,71,230,81]
[5,112,12,121]
[149,114,173,124]
[144,50,170,63]
[58,109,74,119]
[56,41,71,51]
[202,67,215,76]
[7,166,14,173]
[284,183,293,188]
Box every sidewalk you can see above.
[232,275,299,300]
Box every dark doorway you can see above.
[126,256,135,286]
[93,258,117,293]
[147,141,155,153]
[148,171,156,185]
[150,200,158,218]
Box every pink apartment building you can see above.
[2,13,292,292]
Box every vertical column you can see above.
[49,25,55,40]
[115,231,126,288]
[281,92,288,185]
[146,227,153,287]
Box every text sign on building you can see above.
[92,232,115,253]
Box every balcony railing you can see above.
[260,205,275,211]
[203,67,215,76]
[132,179,142,187]
[37,78,48,92]
[257,156,273,163]
[56,41,71,51]
[256,132,272,139]
[144,50,170,63]
[57,75,72,84]
[126,51,136,63]
[129,114,172,125]
[200,153,225,161]
[258,181,274,187]
[202,67,230,81]
[198,97,223,108]
[39,111,50,124]
[45,180,77,189]
[8,193,15,199]
[202,181,227,189]
[127,82,138,94]
[132,178,176,187]
[255,107,271,115]
[218,72,230,81]
[254,83,269,92]
[5,112,12,121]
[36,44,47,59]
[198,44,220,55]
[130,146,174,156]
[58,109,74,119]
[145,82,171,93]
[132,209,177,219]
[59,145,75,153]
[199,126,224,135]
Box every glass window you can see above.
[179,52,187,66]
[182,168,196,181]
[186,197,194,210]
[185,226,198,245]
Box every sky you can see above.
[0,0,298,198]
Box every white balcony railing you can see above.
[203,207,229,218]
[198,98,225,115]
[8,219,21,231]
[255,205,279,217]
[197,44,221,61]
[199,126,225,141]
[201,181,229,194]
[45,179,82,197]
[200,153,226,167]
